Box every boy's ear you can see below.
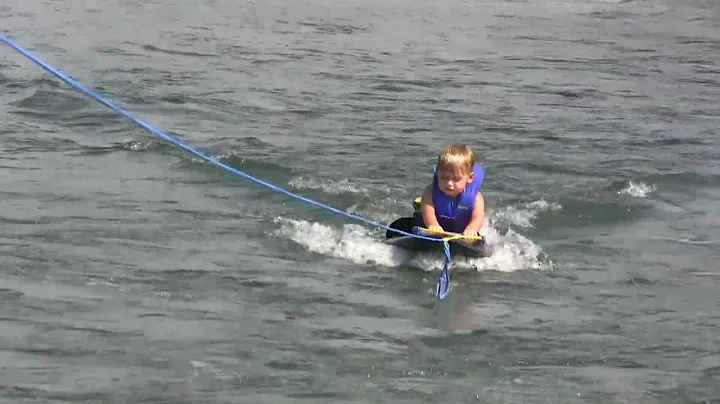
[467,171,475,183]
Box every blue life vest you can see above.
[431,165,484,233]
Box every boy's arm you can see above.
[420,184,443,232]
[463,192,485,236]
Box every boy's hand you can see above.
[427,225,444,234]
[463,228,480,237]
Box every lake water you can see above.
[1,0,719,402]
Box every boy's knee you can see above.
[413,212,425,227]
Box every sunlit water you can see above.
[1,0,719,402]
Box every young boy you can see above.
[415,143,485,237]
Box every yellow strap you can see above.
[418,226,484,242]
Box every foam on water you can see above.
[275,213,552,273]
[274,218,407,267]
[492,199,562,229]
[459,226,551,272]
[618,181,657,198]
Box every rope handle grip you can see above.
[412,226,484,242]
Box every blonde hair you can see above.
[437,144,475,175]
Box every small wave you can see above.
[85,280,121,288]
[618,181,656,198]
[288,176,368,196]
[125,141,155,152]
[493,199,562,228]
[346,203,401,229]
[650,236,718,246]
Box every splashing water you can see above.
[618,181,657,198]
[273,218,407,267]
[275,215,551,273]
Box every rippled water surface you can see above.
[1,0,719,402]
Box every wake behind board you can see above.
[383,216,491,258]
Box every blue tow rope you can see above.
[438,242,452,299]
[1,34,457,299]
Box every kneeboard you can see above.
[384,235,489,258]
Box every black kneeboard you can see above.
[383,216,490,258]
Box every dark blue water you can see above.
[2,0,719,402]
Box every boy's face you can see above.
[437,166,474,198]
